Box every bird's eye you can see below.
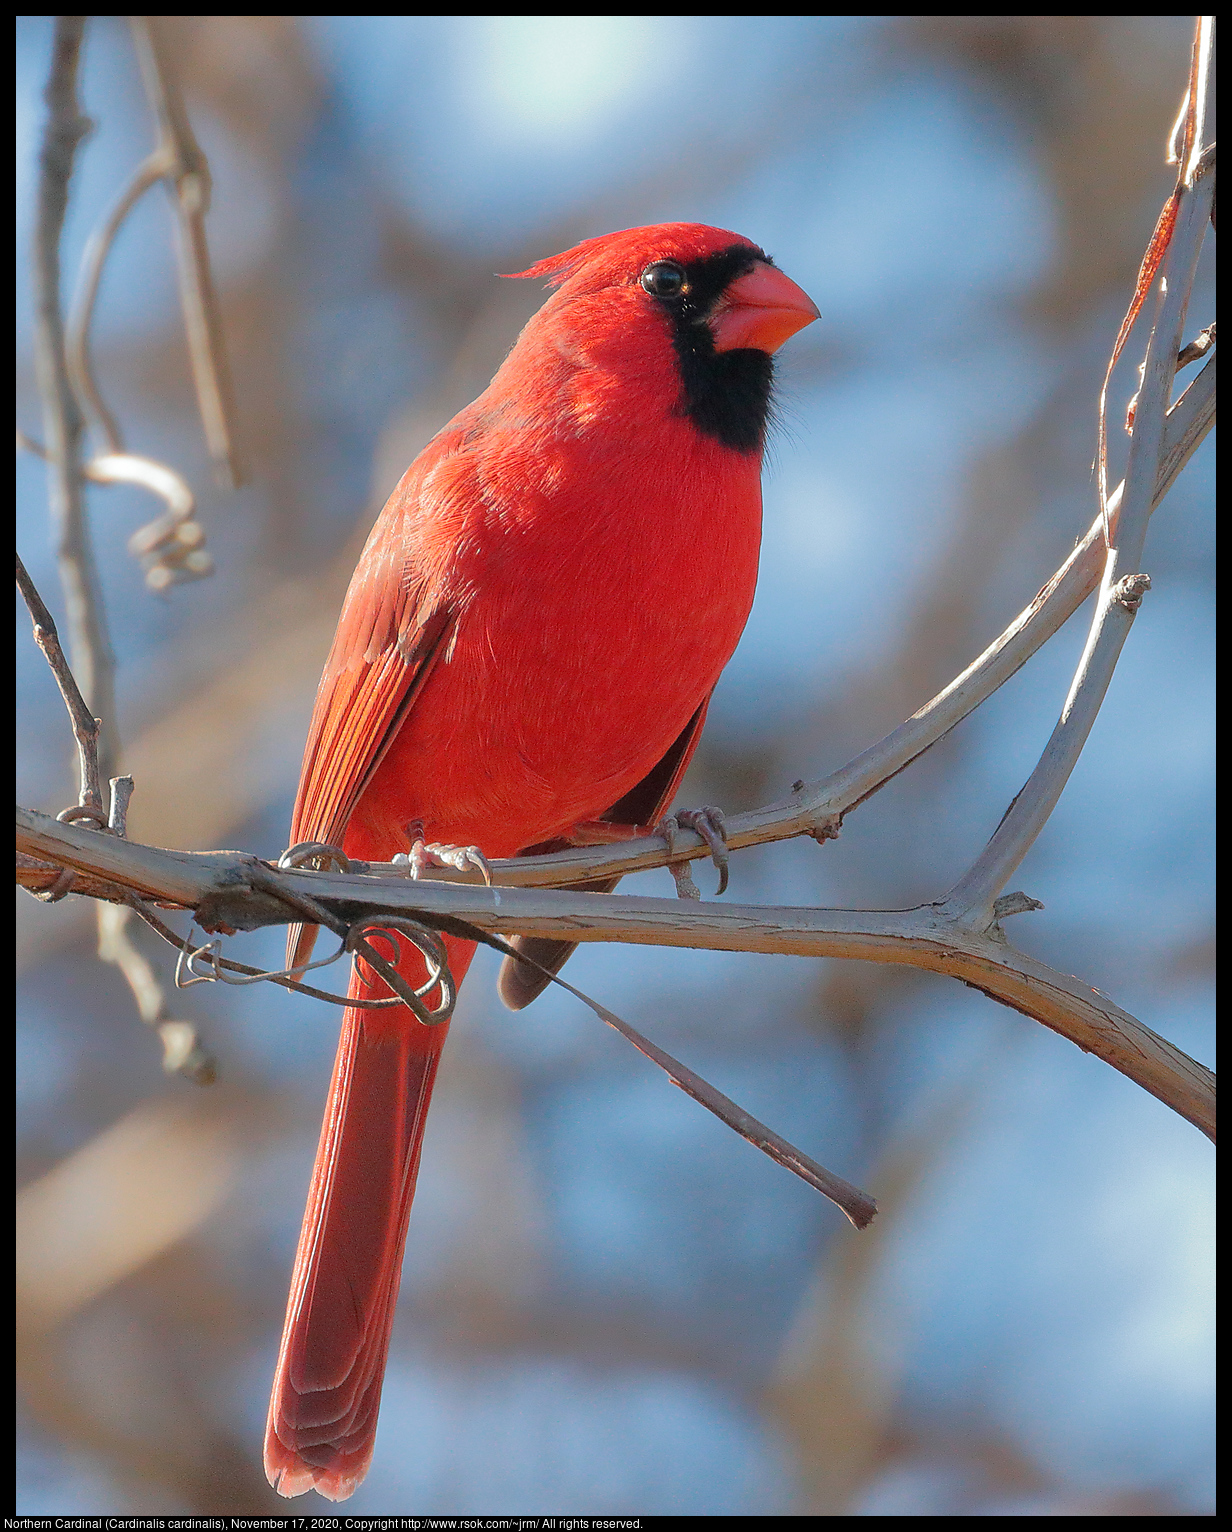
[640,261,687,299]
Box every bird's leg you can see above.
[393,821,492,885]
[661,833,700,901]
[657,806,729,897]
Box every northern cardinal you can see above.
[264,223,818,1499]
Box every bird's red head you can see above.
[510,222,819,355]
[506,223,819,454]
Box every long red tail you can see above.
[264,935,475,1500]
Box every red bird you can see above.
[263,223,818,1500]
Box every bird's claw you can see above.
[398,838,493,886]
[657,805,728,897]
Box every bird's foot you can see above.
[393,837,492,885]
[657,806,728,898]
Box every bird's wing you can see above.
[290,544,452,856]
[496,691,713,1009]
[285,455,462,970]
[599,690,713,831]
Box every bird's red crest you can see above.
[504,222,761,290]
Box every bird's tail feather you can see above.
[264,935,474,1500]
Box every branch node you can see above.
[1111,572,1152,612]
[808,814,842,845]
[1177,321,1216,370]
[992,891,1045,921]
[108,775,135,837]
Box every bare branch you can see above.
[24,18,214,1078]
[534,959,878,1228]
[10,559,215,1075]
[66,152,165,454]
[31,16,118,778]
[15,553,103,815]
[1154,350,1216,498]
[128,16,244,489]
[16,18,1214,1263]
[54,16,239,589]
[107,774,135,837]
[945,25,1215,925]
[16,808,1215,1146]
[95,854,873,1220]
[96,903,215,1083]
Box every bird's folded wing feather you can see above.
[497,692,713,1009]
[285,483,457,969]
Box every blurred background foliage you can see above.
[16,15,1214,1516]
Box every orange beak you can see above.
[710,261,820,355]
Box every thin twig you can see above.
[32,17,119,778]
[530,957,878,1227]
[245,863,450,1027]
[16,553,103,813]
[96,902,216,1083]
[944,23,1215,925]
[1094,18,1212,542]
[67,152,165,453]
[128,16,244,489]
[12,570,216,1074]
[126,897,412,1010]
[54,16,237,587]
[26,17,212,1080]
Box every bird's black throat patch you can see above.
[647,244,776,455]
